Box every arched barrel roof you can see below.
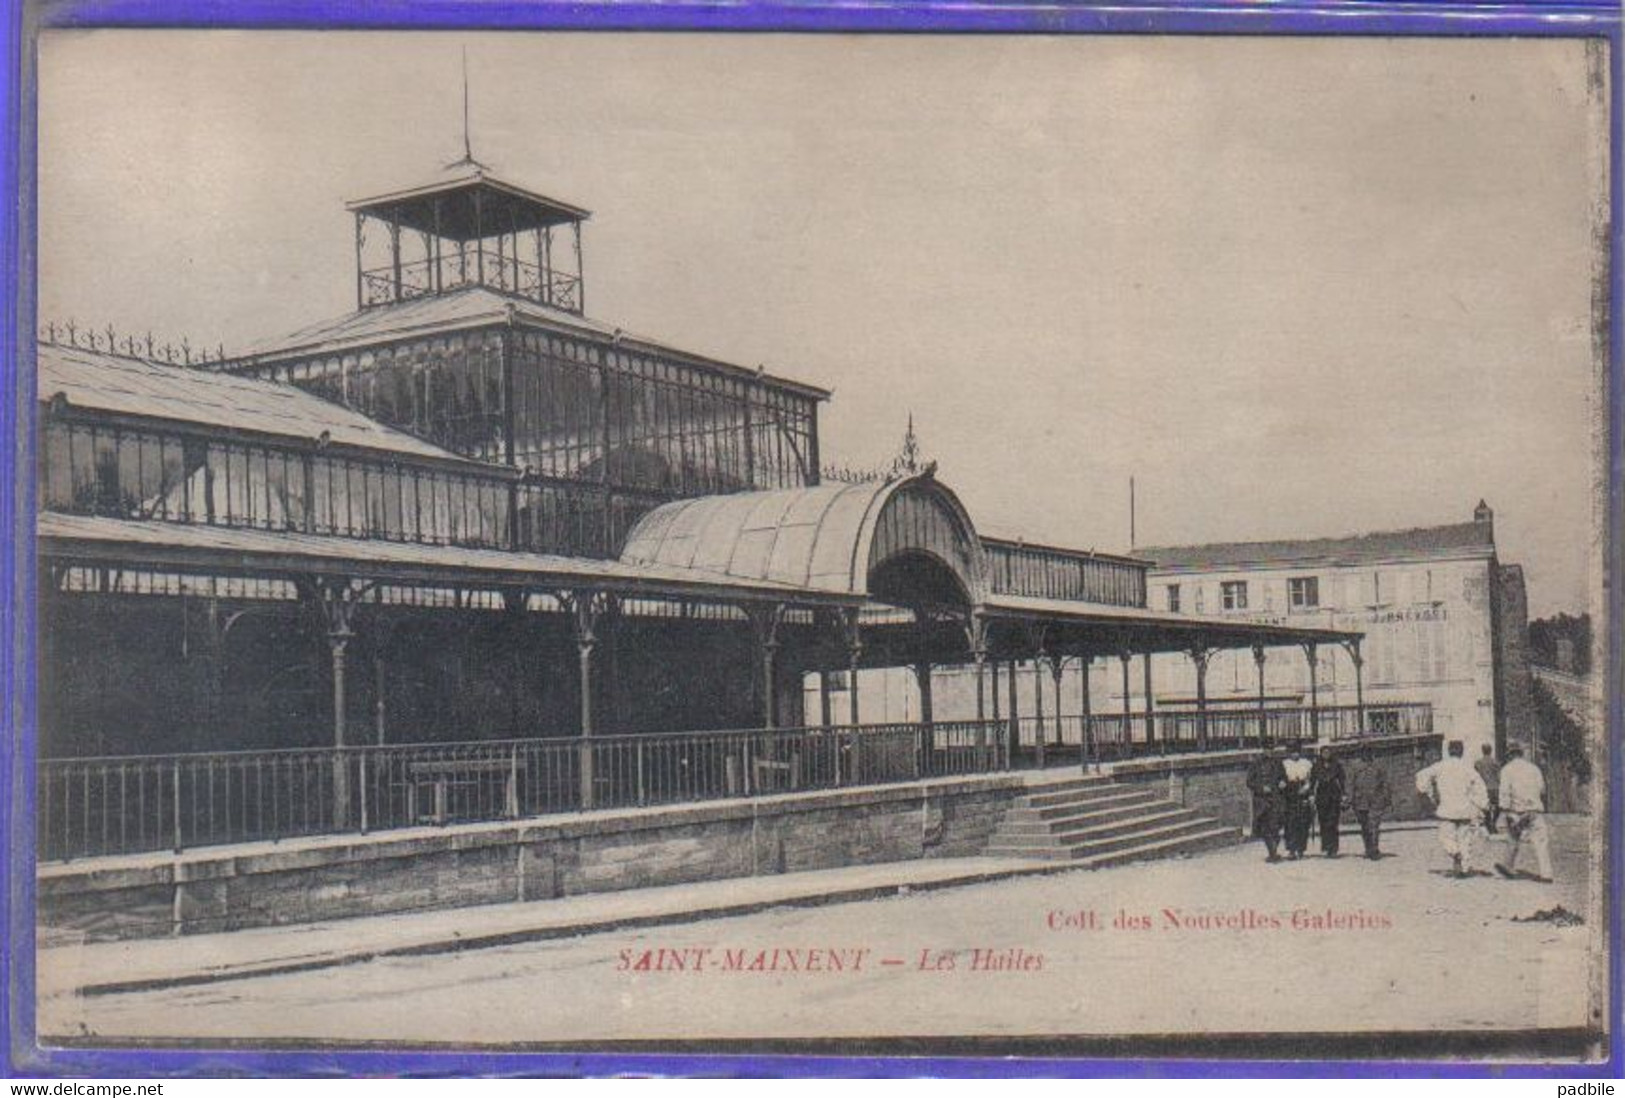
[619,473,988,604]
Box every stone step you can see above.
[985,823,1241,864]
[1018,780,1139,808]
[1012,786,1163,816]
[983,773,1239,871]
[1014,773,1117,797]
[1046,807,1206,846]
[991,803,1190,843]
[995,798,1183,835]
[984,815,1219,860]
[1074,826,1242,869]
[1063,815,1222,857]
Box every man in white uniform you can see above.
[1494,741,1553,883]
[1414,740,1489,878]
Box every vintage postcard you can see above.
[21,27,1615,1065]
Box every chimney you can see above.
[1473,499,1494,532]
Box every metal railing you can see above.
[37,704,1430,862]
[983,539,1148,608]
[1009,702,1433,765]
[37,720,1008,862]
[361,254,582,312]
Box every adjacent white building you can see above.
[1138,501,1534,756]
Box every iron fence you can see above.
[360,254,582,311]
[1009,702,1433,764]
[37,704,1429,862]
[37,719,1009,862]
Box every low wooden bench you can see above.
[407,757,523,825]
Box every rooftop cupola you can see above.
[347,154,590,314]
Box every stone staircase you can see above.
[982,774,1242,866]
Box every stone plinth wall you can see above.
[38,775,1021,941]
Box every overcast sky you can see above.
[36,31,1607,617]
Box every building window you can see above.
[1288,576,1319,611]
[1166,585,1181,613]
[1221,581,1248,611]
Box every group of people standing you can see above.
[1245,740,1392,862]
[1244,736,1553,883]
[1414,739,1552,882]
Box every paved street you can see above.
[40,819,1596,1045]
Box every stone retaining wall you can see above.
[39,774,1020,941]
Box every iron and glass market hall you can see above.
[35,155,1410,863]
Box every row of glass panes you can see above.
[42,418,510,551]
[514,333,814,495]
[46,566,820,634]
[317,333,507,464]
[514,480,610,556]
[743,385,815,495]
[987,545,1147,608]
[248,328,818,498]
[51,565,300,600]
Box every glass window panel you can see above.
[226,445,247,525]
[364,464,383,537]
[134,435,166,518]
[200,442,232,525]
[436,471,456,544]
[41,423,73,510]
[311,457,334,534]
[434,474,456,544]
[400,468,420,541]
[483,481,507,547]
[246,447,269,528]
[267,452,303,531]
[112,434,144,518]
[335,459,357,536]
[84,428,118,516]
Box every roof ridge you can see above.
[1139,519,1487,556]
[1138,519,1496,571]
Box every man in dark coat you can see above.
[1310,744,1348,858]
[1245,741,1288,863]
[1345,743,1394,859]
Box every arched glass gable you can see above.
[619,473,988,608]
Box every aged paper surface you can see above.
[28,30,1612,1059]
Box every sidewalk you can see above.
[38,854,1073,999]
[38,819,1593,1045]
[38,818,1522,1006]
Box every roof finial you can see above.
[461,46,473,164]
[445,47,488,171]
[893,412,922,477]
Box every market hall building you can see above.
[32,157,1439,927]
